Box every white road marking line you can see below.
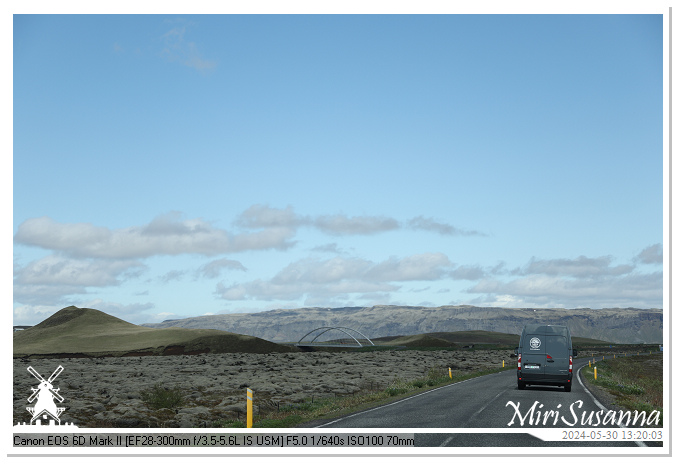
[439,435,454,447]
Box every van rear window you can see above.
[546,335,567,352]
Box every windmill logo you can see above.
[14,365,78,429]
[25,365,67,426]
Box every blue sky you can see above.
[12,13,666,326]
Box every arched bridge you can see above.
[296,327,375,348]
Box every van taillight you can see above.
[569,355,573,373]
[518,354,521,371]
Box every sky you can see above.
[11,12,666,326]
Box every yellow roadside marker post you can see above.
[589,360,591,368]
[449,367,452,379]
[502,360,505,368]
[594,366,597,380]
[247,388,253,428]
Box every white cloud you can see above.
[229,227,298,253]
[235,204,304,229]
[466,271,662,308]
[215,253,452,302]
[635,243,663,264]
[12,282,77,305]
[313,214,400,236]
[449,264,487,280]
[14,213,296,259]
[159,270,187,284]
[14,217,111,255]
[13,254,146,306]
[197,258,247,279]
[310,243,346,254]
[14,254,145,287]
[271,256,372,285]
[236,205,398,236]
[463,251,662,308]
[215,282,250,300]
[407,216,485,236]
[77,299,156,323]
[13,304,63,326]
[215,278,398,302]
[234,205,486,239]
[159,24,216,72]
[518,255,634,277]
[364,253,452,282]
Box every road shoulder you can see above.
[577,365,622,412]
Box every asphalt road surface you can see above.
[314,357,663,448]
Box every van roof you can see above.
[523,324,570,336]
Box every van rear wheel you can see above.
[564,383,572,392]
[518,381,526,390]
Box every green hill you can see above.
[13,306,297,358]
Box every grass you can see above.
[140,383,185,410]
[581,353,663,426]
[212,364,515,428]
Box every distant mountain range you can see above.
[142,305,663,344]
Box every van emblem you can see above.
[529,337,541,349]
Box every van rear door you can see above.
[521,333,545,378]
[544,334,569,381]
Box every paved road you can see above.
[314,356,662,448]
